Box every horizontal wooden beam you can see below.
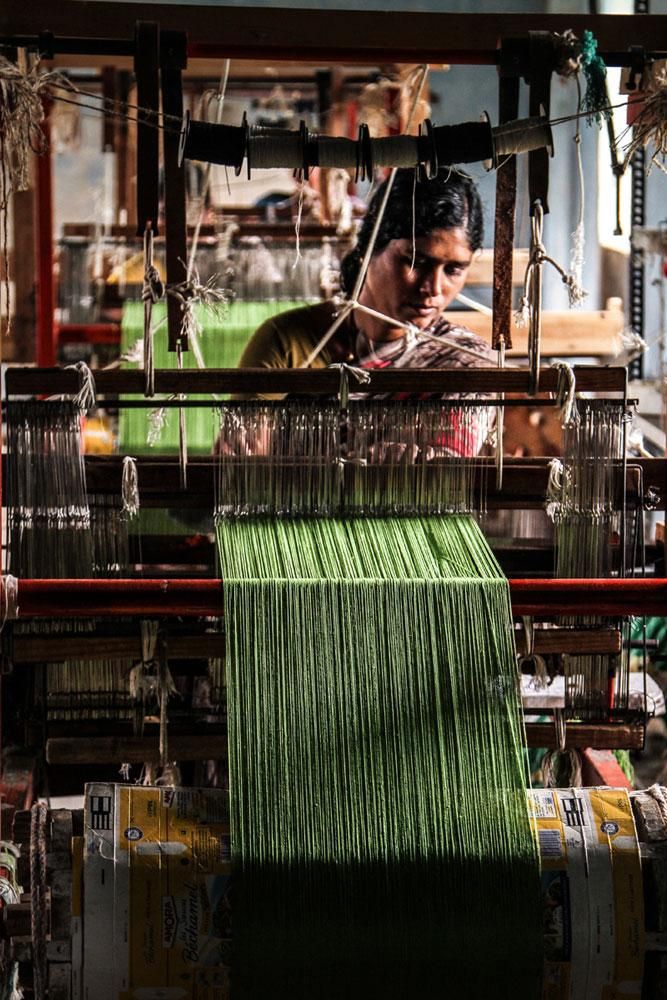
[524,722,644,751]
[46,723,644,762]
[515,627,622,657]
[446,306,624,358]
[9,632,224,663]
[13,455,655,512]
[6,623,620,663]
[46,732,227,764]
[4,365,629,396]
[2,5,665,63]
[9,577,667,618]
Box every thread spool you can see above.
[493,116,554,160]
[317,135,358,169]
[178,111,246,172]
[249,128,303,169]
[429,121,495,167]
[372,135,420,168]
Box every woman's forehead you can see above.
[387,228,472,259]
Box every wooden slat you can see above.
[10,632,224,664]
[46,724,644,762]
[524,723,644,750]
[443,304,625,357]
[515,627,622,656]
[4,365,629,396]
[3,6,665,63]
[46,733,228,764]
[11,456,654,511]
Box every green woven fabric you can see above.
[118,300,307,454]
[218,515,543,998]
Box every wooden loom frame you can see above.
[2,6,666,770]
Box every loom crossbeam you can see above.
[6,577,667,617]
[4,364,630,395]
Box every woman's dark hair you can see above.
[340,168,483,295]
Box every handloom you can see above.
[215,395,543,995]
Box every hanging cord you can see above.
[166,263,229,358]
[542,747,583,787]
[518,615,550,690]
[121,456,140,519]
[64,360,96,411]
[301,64,430,369]
[619,64,667,174]
[570,75,586,298]
[0,53,74,334]
[0,574,19,630]
[545,457,564,522]
[129,619,160,736]
[514,201,588,393]
[551,361,579,427]
[327,362,371,408]
[176,344,188,491]
[186,62,231,281]
[141,224,164,398]
[157,633,177,768]
[495,336,505,491]
[29,802,48,1000]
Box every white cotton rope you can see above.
[65,361,97,412]
[1,574,19,629]
[121,456,140,519]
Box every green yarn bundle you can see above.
[581,30,611,125]
[218,515,543,998]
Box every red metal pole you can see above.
[35,102,56,368]
[9,578,667,619]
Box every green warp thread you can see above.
[218,515,543,998]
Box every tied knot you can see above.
[328,362,371,408]
[142,265,164,304]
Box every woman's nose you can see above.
[418,266,444,298]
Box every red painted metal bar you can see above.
[10,578,667,618]
[35,103,56,368]
[580,748,633,790]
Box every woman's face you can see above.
[357,227,473,341]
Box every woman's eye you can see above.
[445,264,465,277]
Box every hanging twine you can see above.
[545,458,564,522]
[552,361,578,427]
[121,456,140,519]
[570,76,586,300]
[518,616,550,690]
[301,64,430,369]
[141,225,164,398]
[147,402,171,447]
[327,362,371,408]
[0,55,72,334]
[29,802,48,1000]
[167,264,229,347]
[622,65,667,174]
[542,748,582,788]
[65,360,96,411]
[1,574,19,629]
[514,201,587,336]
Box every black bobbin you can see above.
[178,111,247,173]
[356,124,373,182]
[417,119,439,180]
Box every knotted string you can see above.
[327,362,372,408]
[141,225,164,397]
